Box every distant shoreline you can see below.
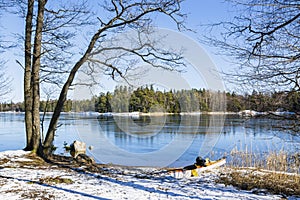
[98,111,238,117]
[1,110,295,117]
[98,110,295,117]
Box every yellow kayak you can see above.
[169,157,226,178]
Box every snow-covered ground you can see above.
[0,150,296,200]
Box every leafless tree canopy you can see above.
[42,0,188,156]
[10,0,187,87]
[205,0,300,92]
[1,0,188,155]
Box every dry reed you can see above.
[218,148,300,197]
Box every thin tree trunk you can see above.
[31,0,47,153]
[23,0,34,151]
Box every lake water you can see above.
[0,112,299,167]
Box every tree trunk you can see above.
[31,0,46,153]
[43,30,102,157]
[23,0,34,151]
[42,59,92,156]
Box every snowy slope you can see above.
[0,150,294,200]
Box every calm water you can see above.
[0,112,299,167]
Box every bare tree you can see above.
[12,0,189,157]
[42,0,187,157]
[13,0,93,151]
[23,0,34,150]
[204,0,300,92]
[203,0,300,132]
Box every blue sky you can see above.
[1,0,234,102]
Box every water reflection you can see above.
[98,115,189,153]
[0,112,26,151]
[0,112,299,167]
[82,114,205,166]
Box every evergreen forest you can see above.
[1,86,299,114]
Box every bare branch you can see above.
[202,0,300,92]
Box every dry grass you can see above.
[0,158,10,166]
[229,148,300,174]
[20,191,56,200]
[218,168,300,197]
[37,176,74,185]
[218,149,300,197]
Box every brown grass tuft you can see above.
[218,168,300,197]
[219,149,300,197]
[38,176,74,185]
[229,149,300,174]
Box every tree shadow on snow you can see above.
[43,155,204,199]
[0,174,108,200]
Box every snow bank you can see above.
[0,150,29,159]
[0,150,294,200]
